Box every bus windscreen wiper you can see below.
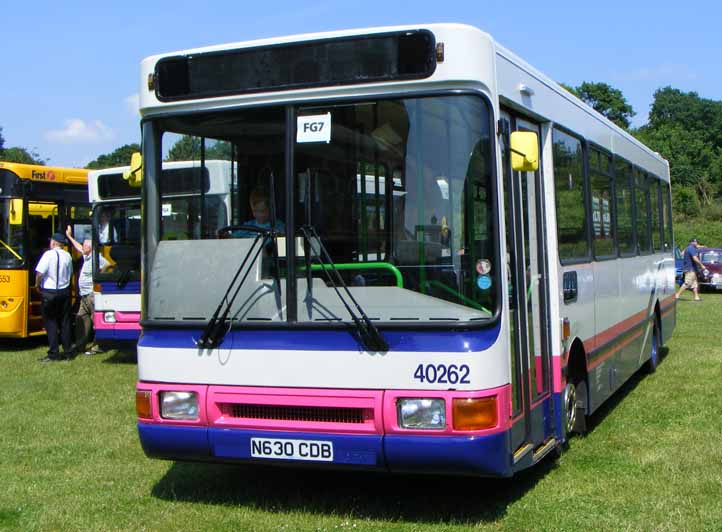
[196,228,271,349]
[299,225,388,353]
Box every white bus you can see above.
[134,24,675,476]
[89,160,234,344]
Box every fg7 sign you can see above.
[297,113,332,144]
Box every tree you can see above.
[165,135,200,162]
[165,135,232,162]
[86,143,141,169]
[2,146,46,165]
[0,126,5,155]
[571,82,636,129]
[647,87,722,149]
[635,88,722,207]
[559,83,580,98]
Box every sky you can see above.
[2,0,719,168]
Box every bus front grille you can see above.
[220,403,368,424]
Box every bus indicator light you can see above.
[562,318,571,341]
[452,397,498,431]
[136,390,152,419]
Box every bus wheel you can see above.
[563,380,577,437]
[645,318,660,373]
[566,376,587,435]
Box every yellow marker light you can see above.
[452,397,498,431]
[562,317,571,341]
[136,390,152,419]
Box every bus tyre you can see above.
[563,375,587,437]
[563,380,577,438]
[645,318,660,374]
[565,376,587,435]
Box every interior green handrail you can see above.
[307,262,403,288]
[423,280,492,315]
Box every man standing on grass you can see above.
[35,232,74,362]
[675,237,707,301]
[66,225,109,355]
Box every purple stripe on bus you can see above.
[97,281,141,294]
[138,322,501,353]
[137,423,512,476]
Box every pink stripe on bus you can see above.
[93,311,141,331]
[137,383,511,436]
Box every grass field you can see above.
[1,295,721,532]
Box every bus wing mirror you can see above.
[9,199,23,225]
[510,131,539,172]
[123,152,143,187]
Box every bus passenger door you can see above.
[26,202,59,334]
[500,113,554,463]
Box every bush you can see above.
[673,217,722,248]
[699,203,722,222]
[672,186,699,218]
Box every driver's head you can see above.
[249,188,270,224]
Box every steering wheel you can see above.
[217,225,269,238]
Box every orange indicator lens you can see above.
[452,397,498,431]
[136,390,152,419]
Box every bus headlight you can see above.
[397,398,445,430]
[104,311,116,323]
[160,391,199,420]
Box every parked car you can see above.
[697,247,722,291]
[675,246,684,286]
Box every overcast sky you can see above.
[2,0,717,167]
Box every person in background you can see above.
[97,208,118,244]
[35,232,74,362]
[66,226,109,355]
[675,237,707,301]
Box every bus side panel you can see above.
[0,270,30,338]
[660,295,675,345]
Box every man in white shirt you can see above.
[35,232,74,362]
[66,226,109,355]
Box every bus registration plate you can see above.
[250,437,333,462]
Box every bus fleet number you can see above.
[0,275,10,283]
[413,364,470,385]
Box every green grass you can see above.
[1,296,721,531]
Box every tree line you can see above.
[2,84,720,224]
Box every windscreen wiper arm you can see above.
[299,225,388,353]
[196,228,271,349]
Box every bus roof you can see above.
[0,161,88,185]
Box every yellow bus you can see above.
[0,162,90,338]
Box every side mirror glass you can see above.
[510,131,539,172]
[124,152,143,187]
